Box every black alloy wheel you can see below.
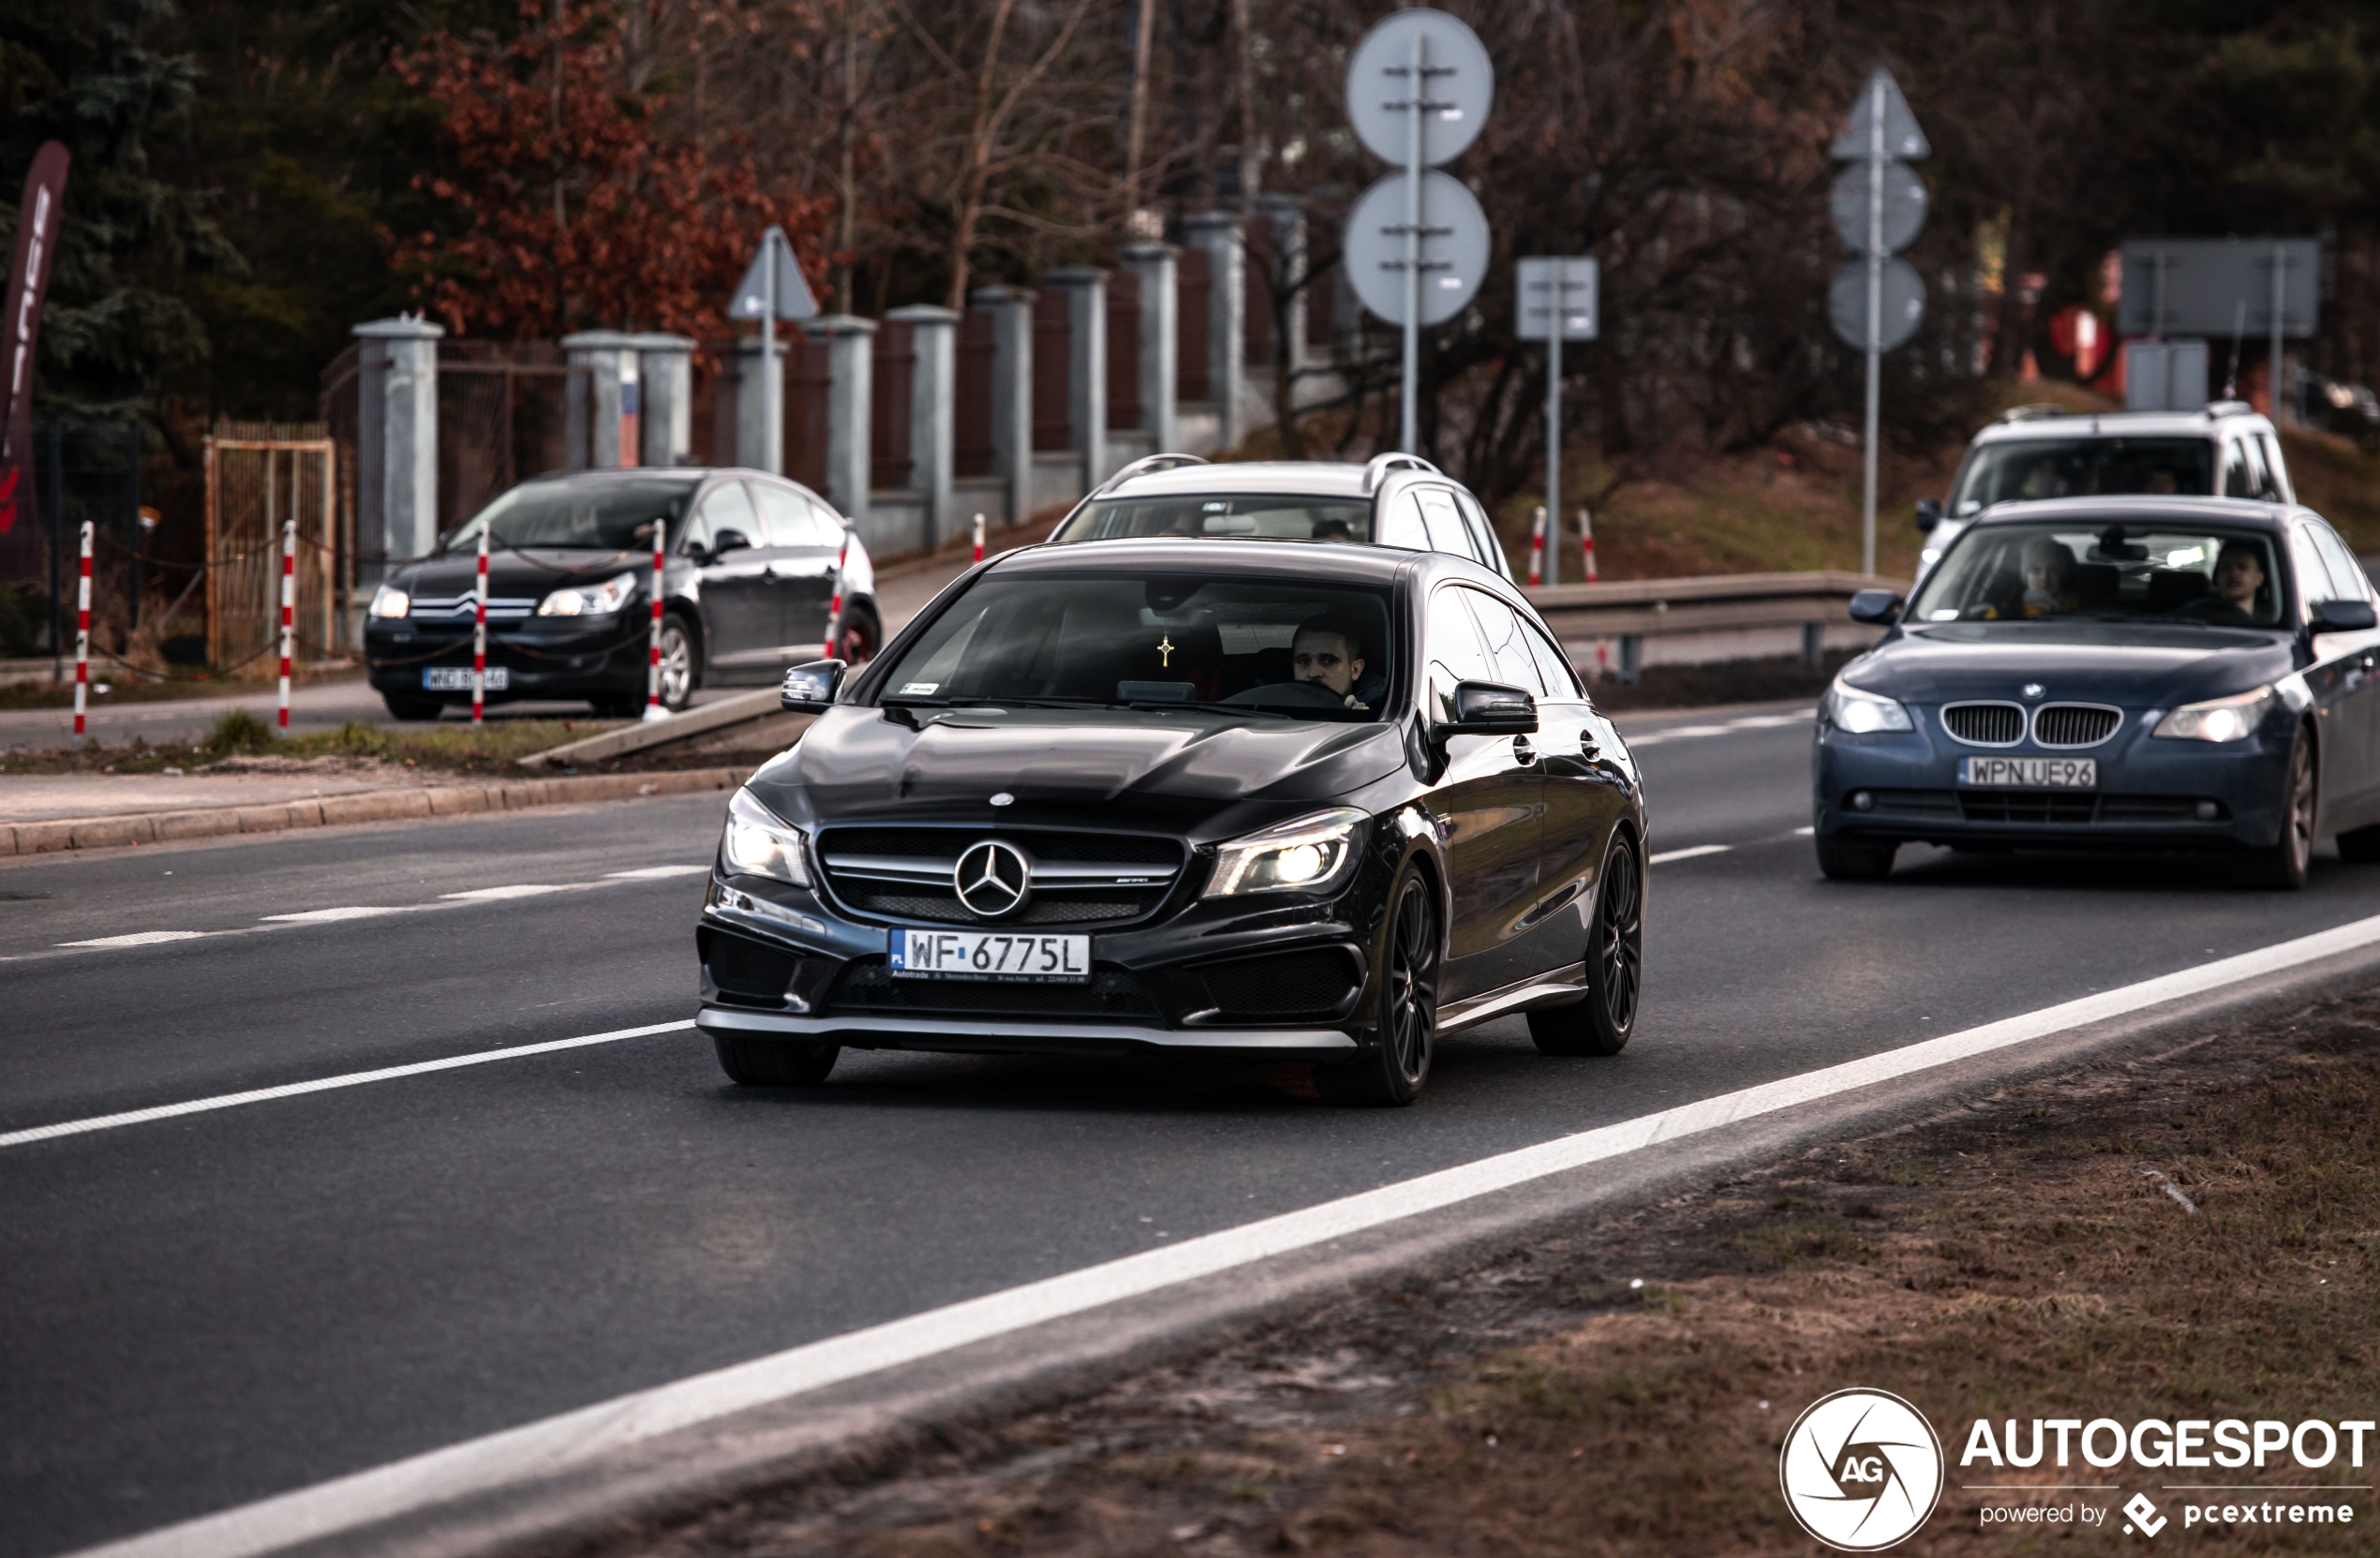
[1321,869,1438,1106]
[1528,833,1642,1057]
[2238,725,2315,889]
[657,615,698,709]
[1816,834,1897,881]
[836,603,881,665]
[712,1034,840,1086]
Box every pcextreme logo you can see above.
[1779,1388,1948,1551]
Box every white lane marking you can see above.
[70,911,2380,1558]
[0,1020,694,1151]
[1648,844,1733,865]
[1793,826,1815,836]
[55,930,214,949]
[259,906,422,924]
[440,884,571,901]
[1621,708,1816,748]
[605,865,710,881]
[1728,712,1811,729]
[1657,723,1732,738]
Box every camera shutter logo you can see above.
[1778,1388,1944,1551]
[954,840,1031,917]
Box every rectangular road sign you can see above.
[1517,257,1598,341]
[2120,238,2320,339]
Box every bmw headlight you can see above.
[537,572,638,616]
[1203,807,1366,898]
[2153,685,2274,744]
[1823,677,1914,734]
[719,788,812,886]
[368,585,410,619]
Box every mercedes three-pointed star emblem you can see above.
[953,839,1031,917]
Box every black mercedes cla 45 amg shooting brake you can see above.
[693,539,1650,1105]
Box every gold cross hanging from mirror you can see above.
[1157,636,1176,667]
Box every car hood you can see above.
[392,548,647,601]
[751,705,1408,838]
[1849,622,2297,705]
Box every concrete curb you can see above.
[518,689,794,770]
[0,767,750,858]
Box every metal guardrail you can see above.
[1525,570,1907,682]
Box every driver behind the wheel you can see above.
[1290,616,1370,710]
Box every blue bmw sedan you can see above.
[1813,497,2380,888]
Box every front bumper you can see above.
[364,619,648,701]
[695,868,1377,1061]
[1813,707,2295,853]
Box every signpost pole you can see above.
[762,230,781,476]
[1400,26,1426,455]
[2269,241,2286,425]
[1545,317,1561,586]
[1862,74,1882,580]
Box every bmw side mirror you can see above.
[1848,588,1901,626]
[2314,599,2377,632]
[1447,680,1539,735]
[781,659,847,713]
[1913,498,1942,534]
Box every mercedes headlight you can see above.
[2153,686,2273,744]
[369,585,410,619]
[1824,677,1913,734]
[719,788,812,886]
[1203,807,1365,898]
[537,572,638,616]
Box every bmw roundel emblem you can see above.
[2021,683,2045,699]
[954,839,1031,917]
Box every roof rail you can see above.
[1361,453,1442,494]
[1998,404,2067,423]
[2205,399,2254,417]
[1090,452,1208,498]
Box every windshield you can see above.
[1907,522,2285,629]
[877,574,1398,720]
[1049,493,1376,544]
[1949,438,2214,516]
[443,477,699,553]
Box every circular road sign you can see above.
[1344,170,1492,327]
[1829,257,1926,352]
[1346,9,1494,169]
[1829,159,1928,255]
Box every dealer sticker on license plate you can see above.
[1959,755,2096,788]
[890,928,1091,983]
[424,667,509,692]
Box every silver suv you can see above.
[1916,402,2293,578]
[1046,453,1515,581]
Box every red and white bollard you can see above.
[823,538,848,660]
[469,522,488,727]
[1527,506,1546,587]
[72,521,91,740]
[644,520,669,721]
[972,512,985,563]
[276,517,296,730]
[1579,507,1599,585]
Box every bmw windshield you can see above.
[1908,522,2285,629]
[877,574,1398,720]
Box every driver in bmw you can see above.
[1289,616,1370,710]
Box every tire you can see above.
[712,1034,840,1086]
[1528,832,1643,1057]
[1816,834,1897,880]
[657,614,699,710]
[2338,824,2380,863]
[835,602,881,665]
[2236,724,2316,889]
[381,692,442,721]
[1319,868,1438,1106]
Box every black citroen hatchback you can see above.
[694,539,1650,1105]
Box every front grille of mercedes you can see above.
[2030,703,2121,748]
[825,957,1160,1020]
[1941,702,2026,745]
[814,826,1185,927]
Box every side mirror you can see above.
[1446,680,1539,735]
[710,528,752,556]
[781,659,847,713]
[2314,598,2378,632]
[1913,498,1942,533]
[1848,588,1902,626]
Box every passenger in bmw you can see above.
[2186,539,2272,625]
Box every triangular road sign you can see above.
[728,227,819,320]
[1831,67,1928,160]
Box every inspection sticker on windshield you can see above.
[890,929,1091,983]
[1960,756,2096,788]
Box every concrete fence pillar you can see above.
[886,304,959,544]
[973,285,1036,527]
[1255,194,1309,377]
[630,333,695,467]
[352,315,442,580]
[1044,268,1108,483]
[561,330,638,468]
[807,315,876,523]
[731,337,783,474]
[1119,244,1179,453]
[1182,212,1246,450]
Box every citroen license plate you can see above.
[889,928,1091,983]
[1959,756,2096,788]
[424,666,508,691]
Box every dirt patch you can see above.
[603,990,2380,1558]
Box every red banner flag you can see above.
[0,141,71,537]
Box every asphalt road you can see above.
[7,705,2380,1556]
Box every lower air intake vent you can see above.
[706,932,801,1003]
[1199,950,1360,1016]
[826,957,1159,1020]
